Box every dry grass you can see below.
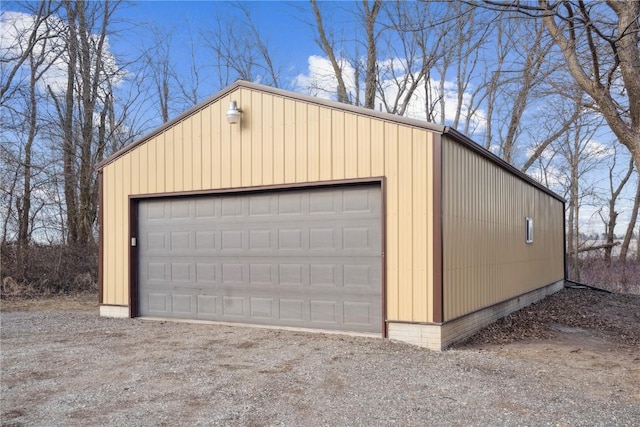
[0,293,99,313]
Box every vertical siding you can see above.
[101,88,436,322]
[441,137,565,321]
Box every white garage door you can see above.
[137,185,383,334]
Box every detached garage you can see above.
[97,80,565,350]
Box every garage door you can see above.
[137,185,383,334]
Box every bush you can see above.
[1,242,98,298]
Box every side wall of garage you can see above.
[441,135,565,321]
[100,84,438,323]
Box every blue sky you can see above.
[114,1,321,91]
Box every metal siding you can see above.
[155,133,165,192]
[183,114,194,190]
[344,113,358,178]
[441,137,564,321]
[137,143,148,194]
[296,101,308,183]
[101,87,437,323]
[370,119,384,176]
[240,90,252,187]
[201,109,212,190]
[319,107,333,181]
[272,96,285,184]
[358,116,371,177]
[412,131,428,320]
[249,92,263,185]
[103,167,115,304]
[108,160,126,305]
[191,111,203,190]
[384,122,399,320]
[307,104,320,182]
[284,98,296,183]
[397,126,413,319]
[221,97,232,188]
[146,137,157,194]
[331,110,345,178]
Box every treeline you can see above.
[1,1,639,295]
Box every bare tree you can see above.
[142,26,176,123]
[0,1,64,277]
[485,1,640,177]
[544,101,605,280]
[619,176,639,262]
[203,3,283,89]
[599,153,635,265]
[48,0,122,246]
[309,0,353,103]
[376,1,449,117]
[0,1,57,105]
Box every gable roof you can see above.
[96,80,563,202]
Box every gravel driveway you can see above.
[2,293,639,426]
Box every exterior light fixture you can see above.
[226,100,242,124]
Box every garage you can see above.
[98,80,565,349]
[136,184,383,334]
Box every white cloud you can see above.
[1,9,125,99]
[293,55,358,101]
[526,164,567,190]
[583,139,614,159]
[293,54,487,133]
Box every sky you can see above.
[2,0,638,238]
[114,1,322,91]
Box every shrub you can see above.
[0,243,97,298]
[567,256,640,295]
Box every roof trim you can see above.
[96,80,446,170]
[96,80,564,203]
[442,127,565,202]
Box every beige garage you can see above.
[97,80,565,350]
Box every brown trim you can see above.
[128,198,139,318]
[380,177,388,338]
[98,171,104,305]
[432,134,444,323]
[128,177,386,335]
[442,128,565,203]
[128,177,385,200]
[562,199,568,280]
[100,304,128,307]
[387,320,444,327]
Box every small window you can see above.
[525,217,534,244]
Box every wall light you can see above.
[226,100,242,124]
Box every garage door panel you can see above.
[343,302,374,326]
[171,294,195,314]
[196,295,218,316]
[310,300,337,323]
[138,185,382,334]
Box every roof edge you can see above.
[96,80,565,204]
[442,126,565,203]
[97,80,244,170]
[97,80,447,170]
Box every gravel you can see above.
[2,289,640,426]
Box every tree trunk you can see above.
[62,0,78,244]
[620,177,640,262]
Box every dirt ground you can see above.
[1,287,639,426]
